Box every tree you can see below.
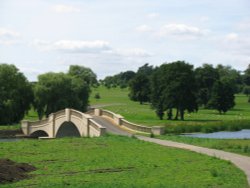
[68,65,97,86]
[208,80,235,114]
[243,86,250,96]
[243,64,250,86]
[102,71,136,88]
[216,64,242,93]
[195,64,219,107]
[129,74,151,104]
[0,64,33,124]
[151,61,198,120]
[33,72,90,119]
[128,64,154,104]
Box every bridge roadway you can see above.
[92,116,132,137]
[92,115,250,185]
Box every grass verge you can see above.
[0,135,248,188]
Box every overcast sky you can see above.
[0,0,250,81]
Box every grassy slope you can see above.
[0,135,248,188]
[90,86,250,126]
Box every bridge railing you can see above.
[94,108,165,135]
[89,119,106,136]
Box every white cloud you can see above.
[135,25,152,32]
[0,28,20,38]
[32,39,111,53]
[222,33,250,56]
[157,23,208,38]
[0,28,21,45]
[225,33,239,41]
[112,48,153,57]
[147,13,159,19]
[52,4,80,13]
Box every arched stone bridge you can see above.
[21,108,106,138]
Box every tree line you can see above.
[104,62,250,120]
[1,62,250,124]
[0,64,97,124]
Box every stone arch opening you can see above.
[56,121,81,138]
[30,130,49,138]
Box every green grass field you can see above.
[90,86,250,126]
[0,135,248,188]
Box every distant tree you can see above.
[208,80,235,114]
[128,64,154,104]
[33,72,89,119]
[243,64,250,86]
[137,63,154,75]
[0,64,33,124]
[68,65,97,87]
[129,74,151,104]
[216,64,242,93]
[102,71,135,88]
[94,93,101,99]
[195,64,219,107]
[151,61,198,120]
[243,86,250,96]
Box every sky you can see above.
[0,0,250,81]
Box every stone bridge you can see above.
[21,108,106,138]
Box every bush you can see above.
[94,93,101,99]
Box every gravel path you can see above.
[137,135,250,186]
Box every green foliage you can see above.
[33,70,90,119]
[0,64,33,124]
[68,65,97,86]
[94,93,101,99]
[243,85,250,96]
[195,64,219,107]
[151,61,198,120]
[128,64,154,105]
[243,64,250,86]
[0,136,248,187]
[129,74,151,104]
[208,80,235,114]
[101,71,135,88]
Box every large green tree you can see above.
[151,61,198,120]
[0,64,33,124]
[208,80,235,114]
[33,72,90,119]
[195,64,219,107]
[129,64,154,104]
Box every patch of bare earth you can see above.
[0,159,36,184]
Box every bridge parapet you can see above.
[21,108,106,138]
[94,108,165,135]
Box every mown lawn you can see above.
[90,86,250,127]
[158,135,250,157]
[0,135,248,188]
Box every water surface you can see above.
[183,129,250,139]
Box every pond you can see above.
[0,138,22,142]
[182,129,250,139]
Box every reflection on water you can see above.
[183,129,250,139]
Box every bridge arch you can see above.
[30,130,49,138]
[55,121,81,138]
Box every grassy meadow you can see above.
[90,86,250,133]
[0,135,248,188]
